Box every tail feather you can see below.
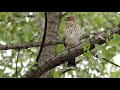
[68,58,76,67]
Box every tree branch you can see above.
[59,60,82,75]
[0,40,63,50]
[16,49,20,78]
[102,58,120,68]
[36,12,47,62]
[0,33,90,50]
[60,68,75,75]
[27,24,120,78]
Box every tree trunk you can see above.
[23,12,62,78]
[38,12,62,78]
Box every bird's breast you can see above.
[65,34,80,48]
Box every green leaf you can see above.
[53,70,60,78]
[95,44,101,51]
[84,50,92,60]
[55,45,64,54]
[110,71,120,78]
[82,43,90,51]
[109,34,120,45]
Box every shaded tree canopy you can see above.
[0,12,120,78]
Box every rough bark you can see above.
[23,12,62,78]
[39,12,62,78]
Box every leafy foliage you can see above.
[0,12,120,78]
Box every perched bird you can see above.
[63,16,82,67]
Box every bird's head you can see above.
[64,16,75,21]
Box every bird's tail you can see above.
[68,58,76,67]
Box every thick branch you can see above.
[29,25,120,77]
[0,33,89,50]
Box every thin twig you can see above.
[59,60,84,75]
[60,68,75,75]
[16,49,20,78]
[102,58,120,68]
[36,12,47,62]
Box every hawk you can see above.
[63,16,82,67]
